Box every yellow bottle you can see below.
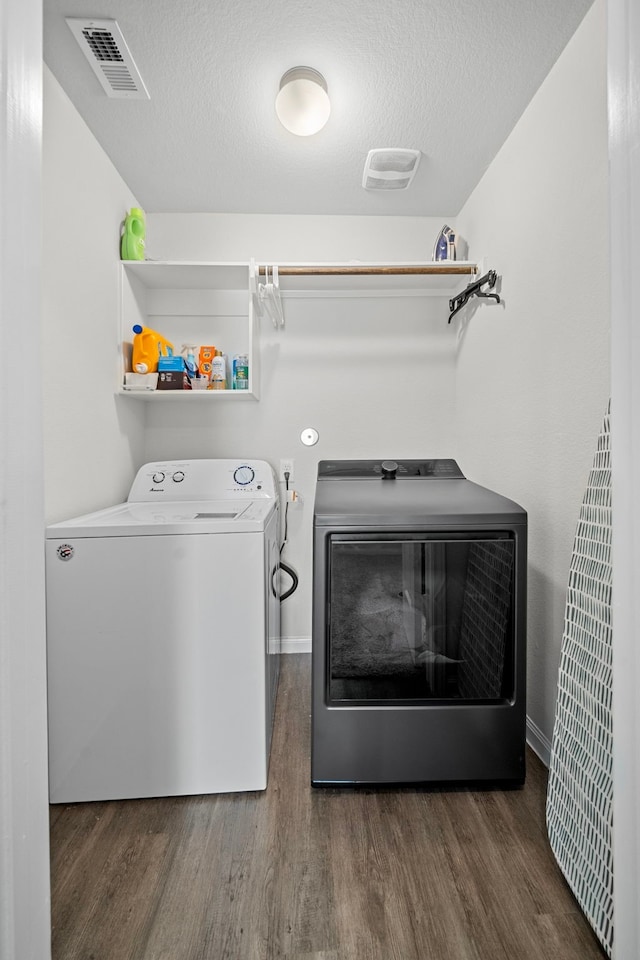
[131,325,174,374]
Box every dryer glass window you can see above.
[327,535,515,704]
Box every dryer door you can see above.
[326,532,516,704]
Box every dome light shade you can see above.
[275,67,330,136]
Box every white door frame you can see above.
[0,0,51,958]
[609,0,640,955]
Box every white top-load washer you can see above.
[45,459,280,803]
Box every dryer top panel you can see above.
[317,459,463,480]
[314,460,526,528]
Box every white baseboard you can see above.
[526,716,552,768]
[280,636,312,654]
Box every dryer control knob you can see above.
[381,460,398,479]
[172,471,185,482]
[152,472,165,484]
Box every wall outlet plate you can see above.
[280,458,294,482]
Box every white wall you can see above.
[454,0,609,755]
[146,213,453,263]
[42,67,146,522]
[0,0,51,956]
[143,214,460,646]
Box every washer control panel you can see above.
[128,460,277,502]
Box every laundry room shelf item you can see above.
[118,261,260,399]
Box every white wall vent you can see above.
[66,19,150,100]
[362,148,421,190]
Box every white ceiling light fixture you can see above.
[362,148,421,190]
[275,67,330,137]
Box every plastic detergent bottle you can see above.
[121,207,146,261]
[181,344,199,378]
[232,354,249,390]
[211,351,227,390]
[131,325,174,373]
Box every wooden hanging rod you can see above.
[257,264,477,277]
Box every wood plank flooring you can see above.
[49,654,606,960]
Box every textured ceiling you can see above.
[43,0,594,216]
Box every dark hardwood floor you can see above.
[49,654,606,960]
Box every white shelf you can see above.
[117,388,256,400]
[122,260,250,290]
[119,261,258,400]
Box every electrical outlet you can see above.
[279,458,294,482]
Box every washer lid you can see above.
[46,499,276,538]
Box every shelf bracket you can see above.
[448,269,500,323]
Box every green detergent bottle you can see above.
[121,207,146,261]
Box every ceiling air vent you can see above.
[362,148,421,190]
[66,18,150,100]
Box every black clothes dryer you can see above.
[311,459,527,787]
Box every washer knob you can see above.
[381,460,398,479]
[152,472,165,484]
[234,465,255,485]
[172,471,185,482]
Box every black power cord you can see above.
[279,469,299,602]
[281,470,290,550]
[279,561,298,602]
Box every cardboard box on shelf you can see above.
[157,370,190,390]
